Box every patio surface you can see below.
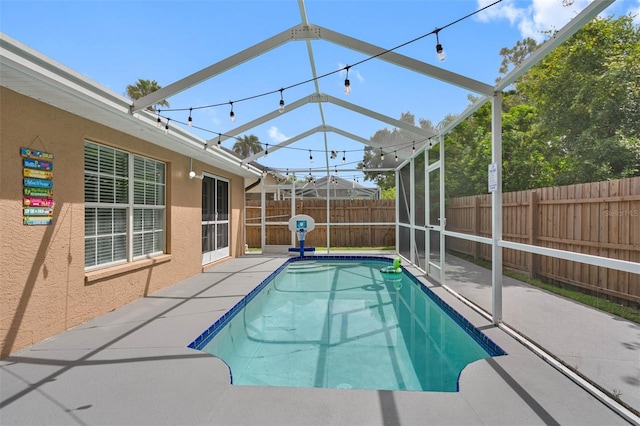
[1,253,638,425]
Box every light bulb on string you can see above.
[217,134,222,147]
[229,102,235,122]
[164,118,170,134]
[342,151,346,164]
[264,143,269,157]
[380,148,385,161]
[412,141,416,154]
[395,151,398,162]
[188,108,193,126]
[309,150,313,163]
[344,65,352,94]
[156,111,162,128]
[278,88,285,113]
[435,30,446,62]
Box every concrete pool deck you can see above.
[1,253,638,425]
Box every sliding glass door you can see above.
[202,175,229,264]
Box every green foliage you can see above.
[233,134,263,158]
[381,187,396,200]
[443,15,639,196]
[362,16,639,197]
[359,112,435,191]
[125,79,169,111]
[517,15,640,184]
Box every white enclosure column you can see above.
[261,178,266,250]
[491,91,503,324]
[439,135,446,284]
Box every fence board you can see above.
[445,177,640,305]
[245,199,395,248]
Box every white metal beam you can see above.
[130,25,303,113]
[310,24,494,96]
[207,94,314,144]
[324,94,435,139]
[496,0,616,91]
[491,91,503,325]
[242,125,324,163]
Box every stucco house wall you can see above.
[0,87,246,357]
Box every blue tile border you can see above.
[188,255,506,358]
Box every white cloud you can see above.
[267,126,288,143]
[476,0,592,42]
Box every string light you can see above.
[278,88,285,113]
[380,148,384,161]
[265,143,269,157]
[164,118,170,134]
[188,107,193,126]
[152,0,502,123]
[217,134,221,147]
[309,150,313,163]
[435,29,446,62]
[156,111,162,128]
[342,151,346,164]
[152,2,505,125]
[412,141,416,154]
[562,0,574,6]
[344,65,352,94]
[395,151,398,162]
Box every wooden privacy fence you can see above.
[245,199,396,248]
[446,177,640,305]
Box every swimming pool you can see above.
[188,256,505,392]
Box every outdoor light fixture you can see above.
[188,108,193,126]
[229,102,235,122]
[342,151,346,164]
[435,30,446,62]
[344,65,352,94]
[412,141,416,154]
[265,143,269,157]
[164,118,170,134]
[562,0,574,6]
[279,88,285,113]
[330,150,337,159]
[156,112,162,128]
[188,158,203,180]
[309,150,314,163]
[395,151,398,162]
[380,148,385,161]
[217,134,221,147]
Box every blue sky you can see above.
[2,0,639,185]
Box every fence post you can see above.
[528,190,539,278]
[473,196,481,259]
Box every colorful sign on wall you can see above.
[21,147,55,225]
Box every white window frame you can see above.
[84,141,166,271]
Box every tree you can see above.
[125,79,170,111]
[233,134,263,158]
[496,37,538,81]
[359,112,435,191]
[517,15,640,184]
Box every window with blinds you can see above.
[84,141,166,270]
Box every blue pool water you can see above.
[188,256,505,392]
